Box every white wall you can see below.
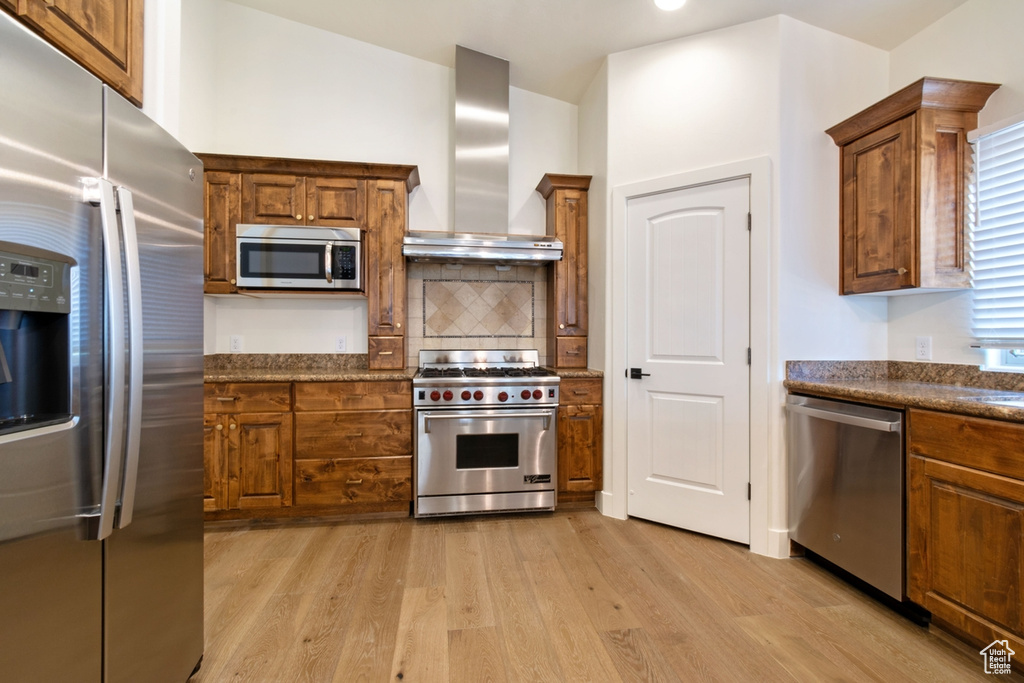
[578,61,609,371]
[886,0,1024,364]
[176,0,577,354]
[589,16,891,555]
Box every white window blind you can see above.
[971,119,1024,346]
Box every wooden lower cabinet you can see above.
[907,409,1024,660]
[204,383,293,513]
[292,380,412,513]
[557,377,603,506]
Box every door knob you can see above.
[629,368,651,380]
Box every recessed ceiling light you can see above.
[654,0,687,10]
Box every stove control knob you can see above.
[533,389,543,400]
[429,390,441,402]
[498,391,509,403]
[461,390,472,401]
[473,390,484,401]
[442,390,453,401]
[521,389,531,400]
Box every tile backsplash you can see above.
[407,263,548,367]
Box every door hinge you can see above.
[747,347,751,365]
[747,483,751,500]
[747,212,752,231]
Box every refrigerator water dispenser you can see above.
[0,242,75,434]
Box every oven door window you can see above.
[456,433,518,469]
[238,242,325,281]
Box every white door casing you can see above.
[626,177,750,544]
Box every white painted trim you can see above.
[607,156,773,556]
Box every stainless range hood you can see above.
[403,231,562,265]
[402,46,562,266]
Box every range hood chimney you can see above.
[402,46,563,266]
[455,44,508,234]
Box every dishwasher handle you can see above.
[786,403,900,432]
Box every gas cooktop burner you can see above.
[419,366,555,379]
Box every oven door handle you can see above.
[422,411,552,433]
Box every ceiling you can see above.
[225,0,969,103]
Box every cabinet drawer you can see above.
[204,383,291,414]
[369,336,405,370]
[909,409,1024,480]
[294,410,412,459]
[554,337,587,368]
[295,456,411,506]
[559,378,602,406]
[293,381,411,411]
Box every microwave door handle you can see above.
[325,242,333,284]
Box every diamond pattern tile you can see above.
[423,280,534,338]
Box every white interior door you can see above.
[626,177,750,544]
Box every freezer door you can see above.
[0,13,105,683]
[102,91,205,683]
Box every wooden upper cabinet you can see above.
[242,174,306,225]
[538,173,591,368]
[6,0,144,105]
[366,179,408,370]
[307,177,365,227]
[827,78,999,295]
[241,174,366,226]
[204,171,241,294]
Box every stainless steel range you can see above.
[413,349,559,517]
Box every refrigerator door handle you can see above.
[95,179,127,541]
[115,186,143,528]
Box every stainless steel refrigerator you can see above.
[0,12,204,682]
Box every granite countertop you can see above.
[785,360,1024,423]
[555,368,604,379]
[205,354,415,383]
[205,354,602,383]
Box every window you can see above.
[970,117,1024,371]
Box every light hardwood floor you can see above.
[192,510,1021,682]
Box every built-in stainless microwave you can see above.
[236,225,361,290]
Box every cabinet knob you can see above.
[559,323,565,330]
[308,215,314,221]
[295,214,302,220]
[230,278,236,285]
[898,267,908,275]
[396,322,402,329]
[229,423,237,430]
[215,424,223,431]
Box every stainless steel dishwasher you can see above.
[787,394,904,599]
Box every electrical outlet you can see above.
[229,335,243,353]
[915,336,932,360]
[335,336,347,353]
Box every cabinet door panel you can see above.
[550,189,588,336]
[203,415,227,511]
[18,0,143,105]
[366,180,406,339]
[557,404,602,494]
[841,116,916,293]
[908,454,1024,648]
[203,171,240,293]
[242,174,305,224]
[307,177,364,226]
[229,413,293,509]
